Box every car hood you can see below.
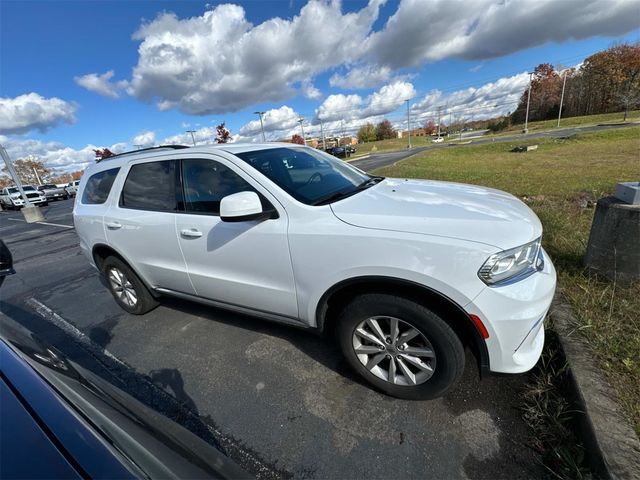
[330,178,542,249]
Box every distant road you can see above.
[352,122,639,172]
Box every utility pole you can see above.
[254,111,266,142]
[32,167,42,185]
[448,110,452,137]
[524,71,533,134]
[186,130,197,146]
[320,121,326,150]
[297,117,306,144]
[436,106,443,138]
[405,99,412,148]
[557,69,567,128]
[0,144,44,222]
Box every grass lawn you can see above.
[374,126,640,435]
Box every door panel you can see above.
[104,159,194,294]
[105,208,194,294]
[175,157,297,318]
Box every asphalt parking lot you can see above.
[0,197,545,479]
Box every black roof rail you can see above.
[96,145,190,162]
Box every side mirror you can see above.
[220,191,264,222]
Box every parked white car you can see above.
[65,180,81,197]
[1,185,48,208]
[74,144,556,399]
[432,137,444,143]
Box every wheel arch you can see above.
[316,276,490,374]
[91,243,160,298]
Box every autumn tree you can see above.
[216,123,231,143]
[424,121,437,135]
[375,119,396,140]
[1,157,50,185]
[357,123,377,142]
[291,134,305,145]
[94,148,114,161]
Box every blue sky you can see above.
[1,0,638,172]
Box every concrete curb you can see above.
[550,294,640,480]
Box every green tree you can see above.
[357,123,376,142]
[375,119,396,140]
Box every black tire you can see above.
[63,195,69,200]
[337,293,465,400]
[102,256,159,315]
[41,202,48,207]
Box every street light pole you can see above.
[406,99,412,148]
[254,111,266,142]
[186,130,197,146]
[0,144,44,222]
[320,121,326,150]
[437,106,443,138]
[557,70,567,128]
[297,118,306,144]
[524,71,533,134]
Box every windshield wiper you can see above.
[313,176,385,206]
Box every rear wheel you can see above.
[103,256,159,315]
[337,293,465,400]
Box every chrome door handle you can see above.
[106,222,122,230]
[180,228,203,238]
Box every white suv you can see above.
[74,144,556,399]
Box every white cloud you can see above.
[315,81,415,122]
[239,106,301,137]
[74,70,127,99]
[362,0,640,69]
[162,126,218,146]
[1,136,127,174]
[0,93,76,135]
[329,65,393,89]
[127,1,384,114]
[132,130,156,147]
[411,71,530,123]
[118,0,637,113]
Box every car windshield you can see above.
[42,184,56,188]
[7,187,18,193]
[22,186,36,192]
[235,147,378,205]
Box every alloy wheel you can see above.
[108,267,138,307]
[352,316,436,386]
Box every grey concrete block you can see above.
[551,295,640,480]
[585,196,640,283]
[21,206,44,223]
[615,182,640,205]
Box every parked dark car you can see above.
[325,146,349,158]
[345,145,357,155]
[0,240,14,287]
[0,316,248,479]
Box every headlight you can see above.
[478,237,543,285]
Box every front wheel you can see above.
[337,293,465,400]
[103,256,159,315]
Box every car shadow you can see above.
[157,296,370,388]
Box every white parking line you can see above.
[6,217,73,228]
[26,297,126,367]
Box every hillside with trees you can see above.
[511,43,640,124]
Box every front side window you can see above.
[235,147,371,205]
[120,160,178,212]
[81,168,120,205]
[182,159,256,215]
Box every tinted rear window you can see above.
[82,168,120,204]
[120,160,178,212]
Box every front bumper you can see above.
[10,197,47,206]
[465,248,556,374]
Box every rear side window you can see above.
[120,160,178,212]
[82,168,120,205]
[182,159,256,215]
